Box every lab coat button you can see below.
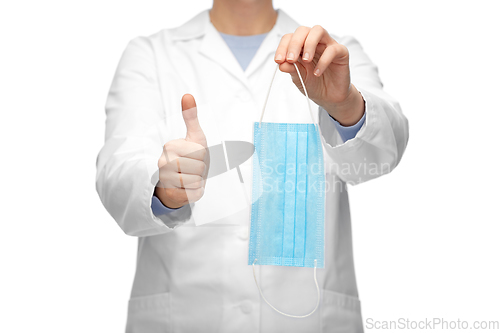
[240,301,253,314]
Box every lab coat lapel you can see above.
[243,28,281,78]
[244,9,300,78]
[245,9,298,77]
[184,9,301,89]
[199,17,250,89]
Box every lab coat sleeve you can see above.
[96,36,191,237]
[318,35,409,185]
[330,112,366,142]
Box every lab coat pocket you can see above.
[126,292,171,333]
[321,289,364,333]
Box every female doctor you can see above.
[96,0,409,332]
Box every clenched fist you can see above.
[155,94,210,209]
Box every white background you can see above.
[1,0,499,331]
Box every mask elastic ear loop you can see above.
[259,62,317,128]
[252,258,320,318]
[254,62,321,318]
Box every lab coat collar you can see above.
[170,8,300,88]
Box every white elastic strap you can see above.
[259,62,317,128]
[252,258,320,318]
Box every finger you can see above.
[158,150,168,169]
[313,43,349,76]
[161,172,204,189]
[302,25,335,63]
[278,58,311,75]
[164,157,206,176]
[164,140,207,161]
[279,61,309,95]
[278,60,303,76]
[176,173,204,189]
[274,33,292,63]
[182,94,207,147]
[185,187,205,202]
[285,26,310,63]
[162,187,205,205]
[178,188,206,204]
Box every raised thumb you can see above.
[181,94,207,147]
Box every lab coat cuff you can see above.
[317,86,406,185]
[329,112,366,143]
[318,87,375,151]
[151,194,183,216]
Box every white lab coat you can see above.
[96,8,409,333]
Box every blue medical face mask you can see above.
[249,122,325,268]
[248,63,325,318]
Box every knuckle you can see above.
[199,148,207,160]
[312,25,324,32]
[336,44,349,58]
[194,175,203,186]
[295,26,310,34]
[163,140,174,151]
[192,148,208,161]
[281,33,292,41]
[157,154,167,169]
[191,182,202,189]
[326,44,336,52]
[197,163,206,175]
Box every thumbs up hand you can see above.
[155,94,210,209]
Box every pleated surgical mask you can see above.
[248,62,325,318]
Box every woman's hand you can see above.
[155,94,209,209]
[274,26,365,126]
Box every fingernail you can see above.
[314,68,321,76]
[287,52,294,60]
[303,52,310,61]
[275,54,282,61]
